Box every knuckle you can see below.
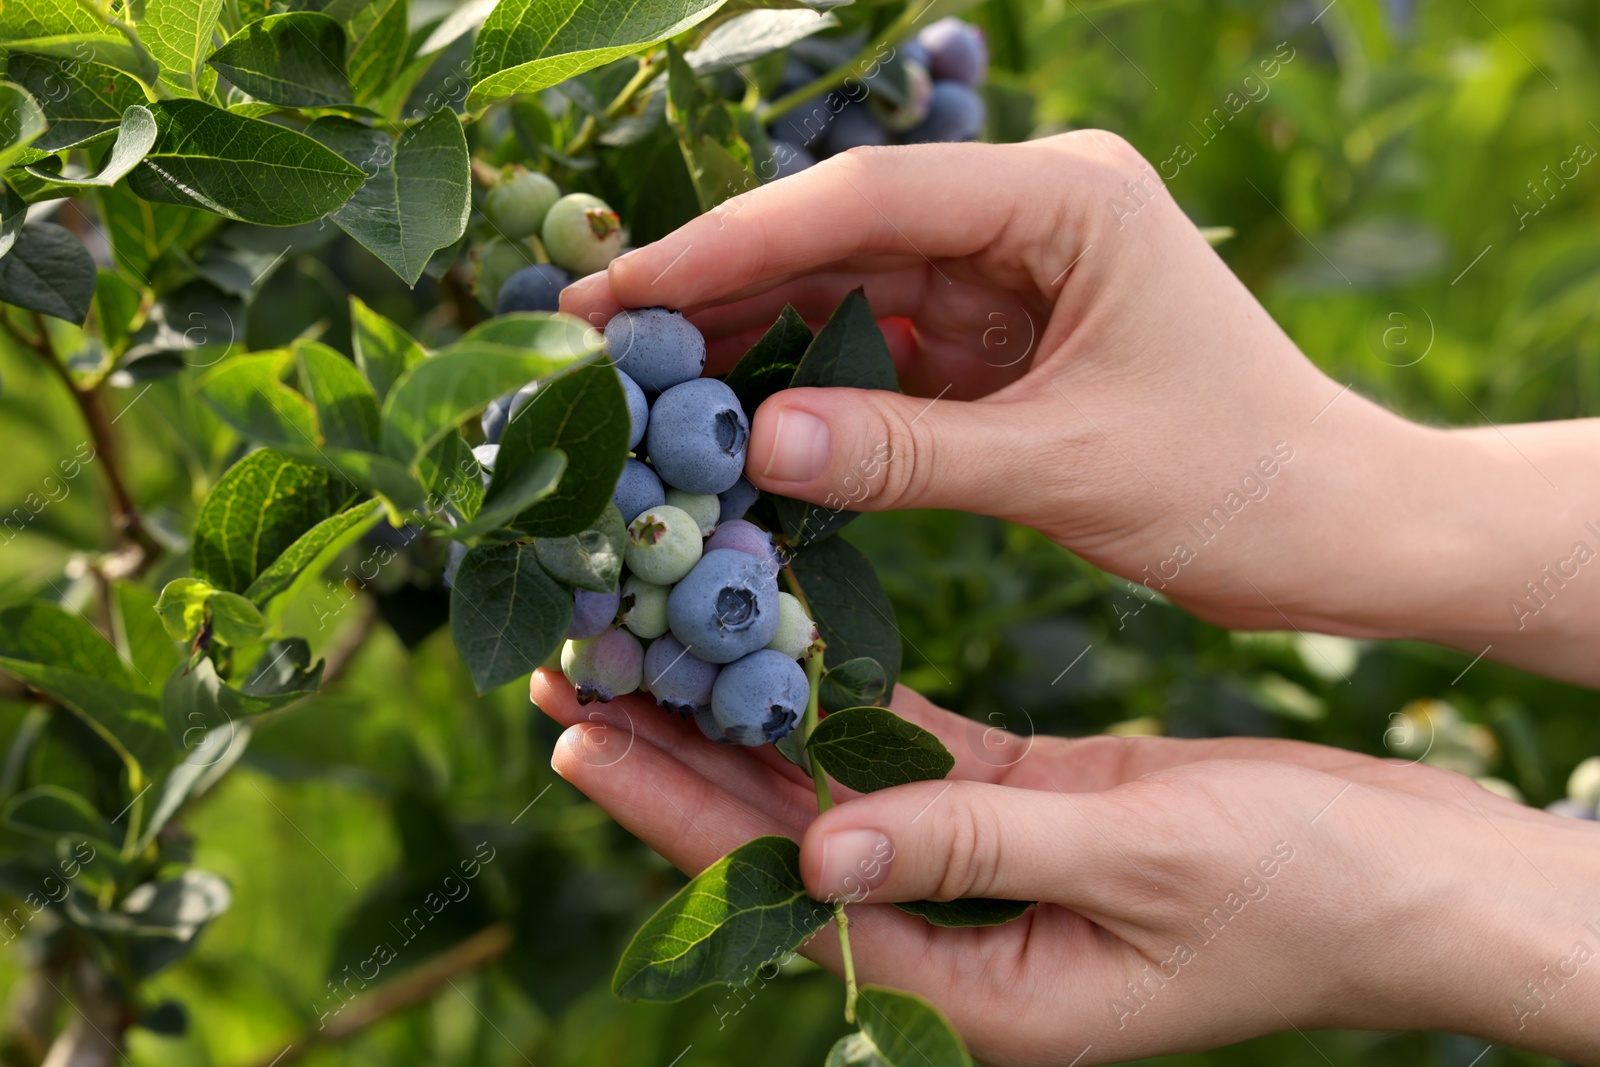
[868,399,934,509]
[932,792,1003,900]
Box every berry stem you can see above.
[758,0,936,125]
[798,651,857,1022]
[566,54,669,156]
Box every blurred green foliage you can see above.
[2,0,1597,1065]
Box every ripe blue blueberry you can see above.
[822,105,888,156]
[604,308,706,393]
[769,140,816,180]
[710,650,809,745]
[1546,798,1598,820]
[718,476,760,524]
[643,633,720,717]
[665,488,720,537]
[765,592,818,659]
[542,193,623,277]
[495,263,572,315]
[442,540,467,588]
[619,574,670,640]
[772,59,834,148]
[692,704,726,743]
[646,378,750,495]
[704,519,781,577]
[625,505,704,585]
[612,458,665,524]
[483,168,561,239]
[567,584,620,640]
[560,628,643,704]
[666,549,780,664]
[905,81,986,143]
[481,382,538,444]
[868,59,933,132]
[917,18,988,86]
[618,370,648,451]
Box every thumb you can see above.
[747,387,1047,520]
[798,778,1137,908]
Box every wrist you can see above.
[1438,812,1600,1059]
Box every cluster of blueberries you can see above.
[477,308,818,747]
[768,17,990,178]
[476,169,625,316]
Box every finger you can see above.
[568,140,1097,317]
[531,670,818,812]
[797,777,1146,910]
[549,719,947,995]
[747,383,1050,521]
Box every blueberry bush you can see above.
[0,1,1011,1062]
[2,1,1598,1066]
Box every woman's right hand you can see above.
[563,134,1600,684]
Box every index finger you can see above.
[560,137,1100,320]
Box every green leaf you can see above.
[141,0,225,96]
[23,104,157,188]
[613,835,830,1002]
[349,296,425,401]
[154,578,213,643]
[723,303,811,416]
[306,107,470,287]
[0,222,96,323]
[126,100,366,227]
[0,36,159,86]
[533,502,626,593]
[447,450,566,540]
[894,898,1034,928]
[0,80,46,168]
[448,542,571,693]
[415,430,482,516]
[684,9,836,73]
[380,313,599,468]
[295,340,381,450]
[792,289,899,392]
[826,987,972,1067]
[206,13,353,107]
[787,536,902,712]
[195,351,320,448]
[112,582,182,695]
[0,182,23,259]
[162,650,319,743]
[468,0,726,111]
[207,591,266,646]
[0,0,102,37]
[0,602,168,773]
[6,54,147,151]
[2,786,116,847]
[665,45,757,213]
[820,656,888,711]
[243,498,383,605]
[807,706,953,793]
[191,449,356,594]
[498,362,629,538]
[325,0,408,104]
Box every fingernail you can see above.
[817,828,891,902]
[761,409,830,482]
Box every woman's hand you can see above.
[531,672,1600,1066]
[563,135,1600,685]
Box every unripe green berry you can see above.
[765,592,818,659]
[483,167,561,239]
[542,193,623,277]
[665,489,720,537]
[620,574,670,640]
[625,505,703,584]
[560,629,643,704]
